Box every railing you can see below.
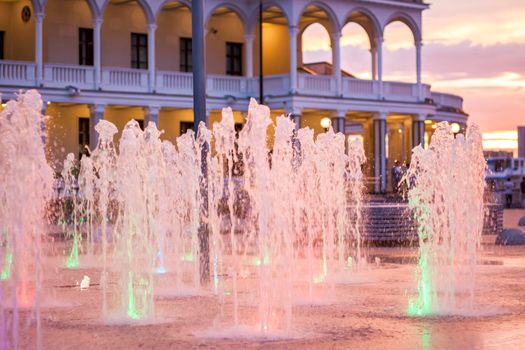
[0,60,36,86]
[432,92,463,110]
[102,67,148,92]
[207,75,254,97]
[43,64,94,89]
[262,74,289,96]
[0,60,464,112]
[298,74,336,96]
[157,71,193,94]
[343,78,377,98]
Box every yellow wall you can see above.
[43,0,93,64]
[102,2,147,68]
[156,7,192,71]
[0,0,35,61]
[104,106,145,144]
[158,108,193,143]
[206,12,245,75]
[253,23,290,76]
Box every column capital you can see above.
[331,31,342,40]
[35,12,45,22]
[374,112,388,120]
[90,104,106,115]
[413,113,426,122]
[148,23,157,31]
[332,109,346,119]
[244,33,255,41]
[374,35,384,46]
[288,25,299,35]
[93,17,103,26]
[415,39,423,48]
[145,105,161,115]
[285,104,302,117]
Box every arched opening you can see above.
[301,23,331,68]
[0,0,37,61]
[297,4,338,75]
[340,22,371,79]
[383,21,416,83]
[155,1,191,72]
[43,0,94,65]
[206,6,246,76]
[101,0,150,69]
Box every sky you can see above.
[301,0,525,136]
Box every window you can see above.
[78,28,93,66]
[226,42,243,76]
[131,33,148,69]
[78,118,90,157]
[0,31,4,60]
[180,121,194,136]
[180,37,192,72]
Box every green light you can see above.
[213,253,219,294]
[252,254,271,267]
[127,271,140,320]
[1,251,12,280]
[79,216,85,224]
[347,256,353,268]
[408,245,434,316]
[181,252,194,262]
[66,236,80,268]
[314,254,328,284]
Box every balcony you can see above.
[0,60,462,112]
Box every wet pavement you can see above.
[10,210,525,349]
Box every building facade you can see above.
[0,0,467,192]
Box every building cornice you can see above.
[354,0,429,11]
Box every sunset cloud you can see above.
[301,0,525,132]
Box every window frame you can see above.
[78,28,94,66]
[180,37,192,73]
[131,32,148,69]
[226,42,243,76]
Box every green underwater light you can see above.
[127,271,141,320]
[66,236,80,268]
[1,251,12,280]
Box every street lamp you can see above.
[320,117,331,131]
[451,123,461,134]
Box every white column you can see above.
[245,34,255,78]
[89,104,105,151]
[412,114,426,149]
[35,12,44,85]
[331,110,346,134]
[148,23,157,92]
[373,112,387,193]
[370,47,377,80]
[289,25,299,94]
[94,18,103,89]
[144,106,160,126]
[376,36,383,99]
[332,31,342,96]
[416,40,422,100]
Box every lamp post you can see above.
[192,0,209,286]
[259,0,264,104]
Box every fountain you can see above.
[406,122,486,316]
[0,90,54,349]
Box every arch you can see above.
[247,2,290,35]
[384,12,421,44]
[296,1,340,34]
[301,22,332,65]
[340,22,373,79]
[100,0,155,24]
[344,7,381,47]
[205,2,248,30]
[42,0,99,18]
[154,0,191,20]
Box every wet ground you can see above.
[10,210,525,349]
